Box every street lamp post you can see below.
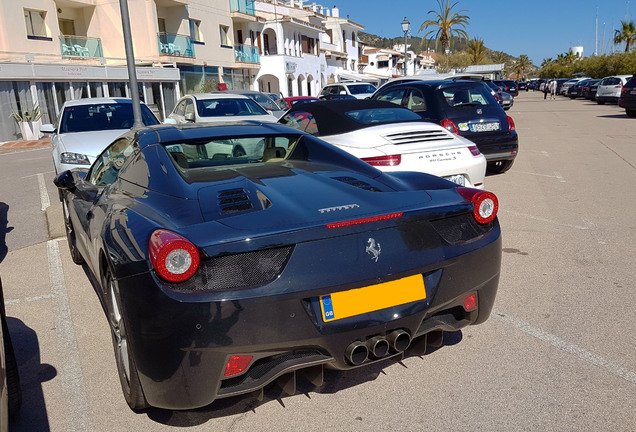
[401,17,410,76]
[118,0,143,129]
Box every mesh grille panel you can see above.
[332,176,382,192]
[165,246,294,292]
[430,214,493,244]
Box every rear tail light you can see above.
[440,119,459,135]
[149,229,200,283]
[621,87,629,95]
[361,154,401,166]
[457,187,499,224]
[463,293,477,311]
[506,116,516,132]
[468,146,481,156]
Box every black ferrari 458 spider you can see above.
[54,121,502,411]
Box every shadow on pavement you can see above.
[144,330,463,427]
[7,316,57,432]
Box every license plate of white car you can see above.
[470,122,500,132]
[444,174,466,186]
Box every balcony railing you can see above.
[60,35,103,58]
[234,44,260,63]
[158,33,195,57]
[230,0,255,15]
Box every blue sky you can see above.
[338,0,635,66]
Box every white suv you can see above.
[596,75,632,104]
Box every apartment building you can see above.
[0,0,365,142]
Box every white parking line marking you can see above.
[38,173,50,212]
[515,171,564,180]
[47,240,94,432]
[5,294,55,305]
[493,311,636,385]
[500,209,589,230]
[21,170,55,179]
[553,171,566,182]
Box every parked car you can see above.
[319,82,377,99]
[0,276,21,427]
[559,78,589,96]
[567,79,593,99]
[583,79,601,100]
[618,74,636,117]
[282,96,321,109]
[596,75,632,104]
[517,81,528,91]
[219,90,286,118]
[42,98,160,175]
[167,93,278,124]
[482,80,513,111]
[371,79,519,174]
[53,122,502,410]
[278,99,487,188]
[493,80,518,97]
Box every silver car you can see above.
[43,98,160,175]
[596,75,632,104]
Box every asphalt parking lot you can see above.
[1,91,635,431]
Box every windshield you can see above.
[196,98,268,117]
[246,93,280,111]
[347,84,377,95]
[59,103,159,133]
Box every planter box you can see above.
[20,121,42,140]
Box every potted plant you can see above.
[9,106,43,140]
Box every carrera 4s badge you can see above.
[318,203,360,214]
[366,238,381,262]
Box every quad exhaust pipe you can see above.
[345,330,412,365]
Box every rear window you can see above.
[344,107,420,123]
[164,135,299,170]
[347,84,377,95]
[625,76,636,87]
[196,98,267,117]
[438,84,495,107]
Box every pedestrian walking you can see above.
[544,79,550,99]
[549,78,557,100]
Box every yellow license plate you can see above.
[319,274,426,322]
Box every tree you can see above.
[614,20,636,53]
[541,58,554,67]
[466,37,487,64]
[513,55,532,80]
[419,0,470,68]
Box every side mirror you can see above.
[41,123,56,134]
[185,112,195,122]
[54,170,76,192]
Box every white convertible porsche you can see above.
[279,99,487,189]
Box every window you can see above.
[24,9,47,38]
[220,25,231,47]
[237,29,243,45]
[189,19,202,42]
[375,88,407,106]
[158,18,166,34]
[280,111,319,136]
[351,32,355,47]
[89,137,136,186]
[58,19,75,36]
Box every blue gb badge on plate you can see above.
[321,295,335,321]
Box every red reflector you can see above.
[326,212,403,228]
[463,293,477,311]
[468,145,481,156]
[361,154,401,166]
[224,355,253,377]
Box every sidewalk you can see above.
[0,137,51,154]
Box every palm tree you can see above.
[419,0,470,68]
[513,55,532,80]
[541,58,553,67]
[466,37,487,64]
[614,20,636,52]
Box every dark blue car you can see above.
[55,122,502,410]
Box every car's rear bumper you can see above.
[462,132,518,163]
[116,233,501,410]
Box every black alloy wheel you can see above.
[105,271,149,411]
[62,200,85,265]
